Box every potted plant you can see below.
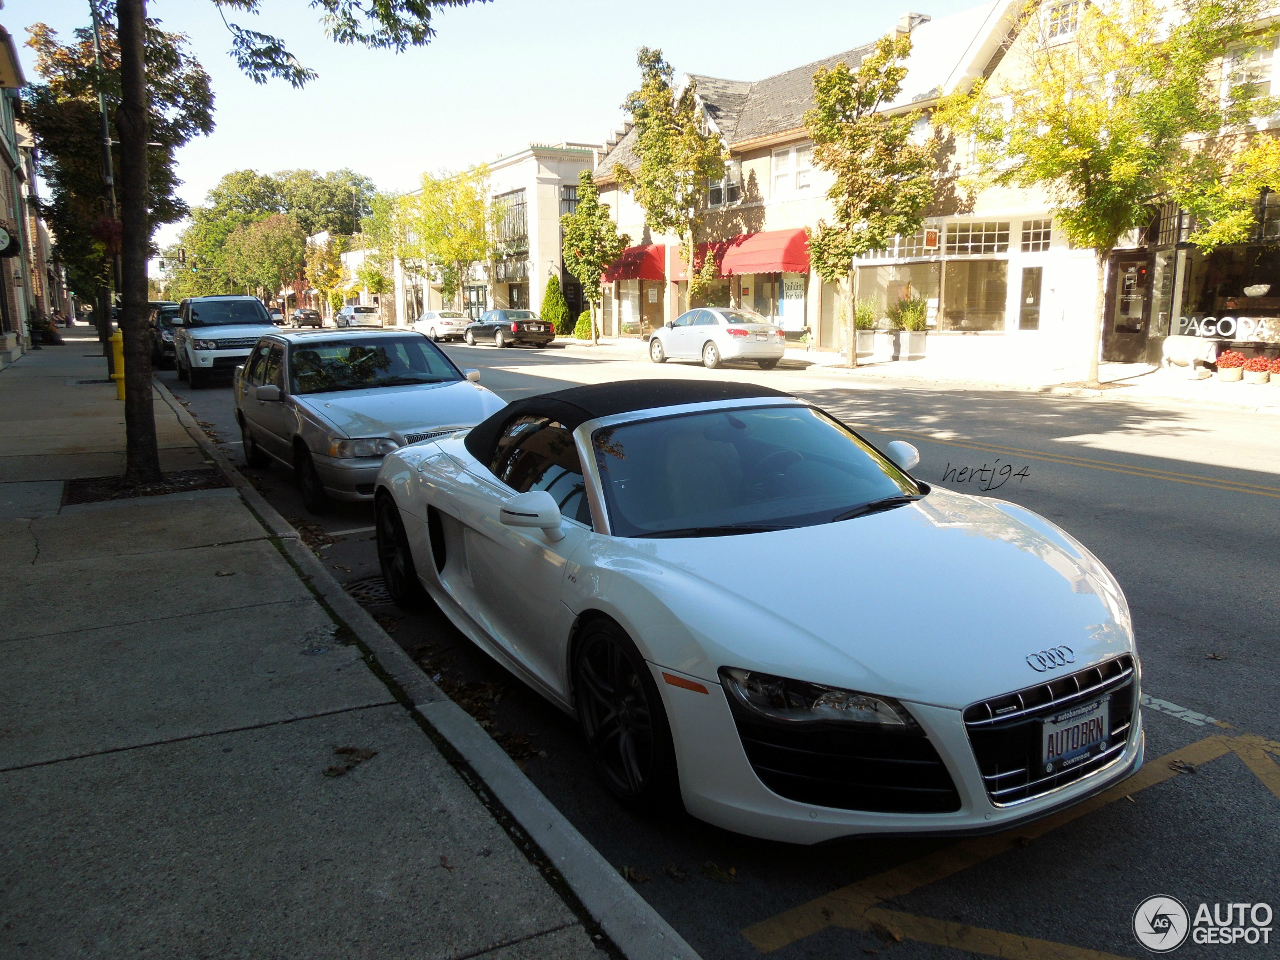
[1269,356,1280,384]
[1243,355,1271,384]
[853,298,878,359]
[1216,349,1246,381]
[887,294,929,360]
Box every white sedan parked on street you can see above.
[373,380,1143,843]
[412,310,470,342]
[648,307,787,370]
[234,329,505,513]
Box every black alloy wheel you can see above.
[573,621,679,808]
[295,448,330,514]
[240,416,270,468]
[376,495,427,609]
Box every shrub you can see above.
[887,293,929,332]
[573,310,594,340]
[853,297,879,330]
[542,276,570,335]
[1217,350,1247,369]
[1244,355,1270,372]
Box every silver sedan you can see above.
[648,307,787,370]
[233,329,507,513]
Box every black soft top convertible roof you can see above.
[464,379,793,466]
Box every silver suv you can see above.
[336,305,382,328]
[173,296,277,388]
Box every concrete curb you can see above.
[153,379,702,960]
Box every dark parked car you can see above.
[292,308,323,328]
[149,304,181,368]
[463,309,555,348]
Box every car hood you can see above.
[186,323,277,339]
[295,380,505,441]
[597,489,1134,709]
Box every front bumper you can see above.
[652,665,1145,844]
[311,452,383,500]
[192,348,253,373]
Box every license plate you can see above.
[1041,696,1109,774]
[755,333,768,341]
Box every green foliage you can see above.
[1178,138,1280,251]
[328,289,345,314]
[886,294,928,332]
[805,32,934,284]
[853,297,879,330]
[542,276,570,334]
[403,166,492,307]
[561,170,630,318]
[224,214,306,295]
[356,261,391,295]
[573,310,594,340]
[616,48,726,299]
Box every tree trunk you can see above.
[844,268,859,369]
[590,299,599,346]
[1088,250,1110,388]
[116,0,161,484]
[96,286,114,375]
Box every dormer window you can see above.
[1045,1,1079,40]
[708,161,741,208]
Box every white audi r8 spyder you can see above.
[374,380,1143,843]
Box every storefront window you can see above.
[941,260,1007,331]
[945,222,1010,256]
[1021,219,1052,252]
[620,280,641,336]
[1174,243,1280,342]
[857,262,939,324]
[1151,250,1176,338]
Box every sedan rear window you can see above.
[289,337,461,394]
[353,306,377,314]
[592,406,921,538]
[438,312,465,318]
[718,310,770,325]
[505,311,537,320]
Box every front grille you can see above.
[725,696,960,814]
[964,656,1136,807]
[403,428,458,445]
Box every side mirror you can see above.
[256,384,282,402]
[464,368,481,383]
[885,440,920,472]
[499,490,564,541]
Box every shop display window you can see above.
[941,260,1008,331]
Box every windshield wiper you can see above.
[638,523,791,539]
[376,376,453,387]
[832,495,920,523]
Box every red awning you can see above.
[671,229,810,281]
[602,244,666,282]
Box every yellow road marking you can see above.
[1230,736,1280,800]
[866,908,1137,960]
[849,427,1280,500]
[742,735,1240,954]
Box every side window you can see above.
[490,416,592,525]
[672,311,696,328]
[262,345,284,389]
[694,310,717,326]
[244,344,270,385]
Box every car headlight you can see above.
[328,437,399,459]
[192,338,219,350]
[719,668,917,727]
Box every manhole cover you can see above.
[344,575,392,606]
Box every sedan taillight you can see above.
[774,329,786,339]
[726,327,749,338]
[511,322,519,332]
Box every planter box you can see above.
[1244,369,1270,384]
[1218,367,1244,382]
[896,330,927,361]
[855,329,876,360]
[871,330,897,362]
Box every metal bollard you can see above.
[110,330,125,400]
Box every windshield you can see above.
[505,311,537,320]
[188,299,270,326]
[719,310,770,325]
[353,307,377,314]
[592,405,922,538]
[289,336,462,395]
[155,308,180,327]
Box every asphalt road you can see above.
[157,341,1280,960]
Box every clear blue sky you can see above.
[12,0,982,246]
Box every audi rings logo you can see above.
[1026,645,1075,672]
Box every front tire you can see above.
[188,364,206,389]
[295,448,330,514]
[376,495,428,609]
[177,352,189,382]
[573,620,679,809]
[702,341,722,369]
[649,337,666,363]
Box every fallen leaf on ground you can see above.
[1205,652,1226,660]
[663,864,688,882]
[700,861,737,884]
[868,919,904,943]
[439,855,453,872]
[622,866,649,884]
[1169,759,1197,775]
[214,570,235,577]
[324,746,378,778]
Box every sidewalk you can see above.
[551,335,1280,414]
[0,330,692,960]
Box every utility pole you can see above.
[89,0,118,363]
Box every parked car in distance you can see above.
[292,308,323,328]
[173,295,278,388]
[463,309,555,348]
[412,310,468,342]
[373,379,1144,844]
[149,303,182,368]
[269,308,285,324]
[649,307,786,370]
[336,305,382,328]
[233,329,505,513]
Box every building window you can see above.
[1045,1,1079,40]
[494,189,528,253]
[772,144,813,197]
[941,260,1008,331]
[944,221,1010,256]
[1226,38,1275,98]
[1020,219,1052,252]
[855,225,941,261]
[707,162,741,208]
[561,185,578,217]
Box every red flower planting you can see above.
[1244,355,1271,372]
[1217,350,1247,369]
[1269,356,1280,374]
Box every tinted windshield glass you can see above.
[719,310,769,325]
[506,311,537,319]
[155,308,180,326]
[593,406,921,538]
[188,300,270,326]
[289,337,461,394]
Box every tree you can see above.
[804,32,934,367]
[404,167,492,309]
[305,235,347,315]
[110,0,482,484]
[225,214,305,299]
[938,0,1276,386]
[541,275,569,335]
[561,170,629,344]
[615,48,726,304]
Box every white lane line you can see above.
[327,525,376,538]
[1142,694,1227,728]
